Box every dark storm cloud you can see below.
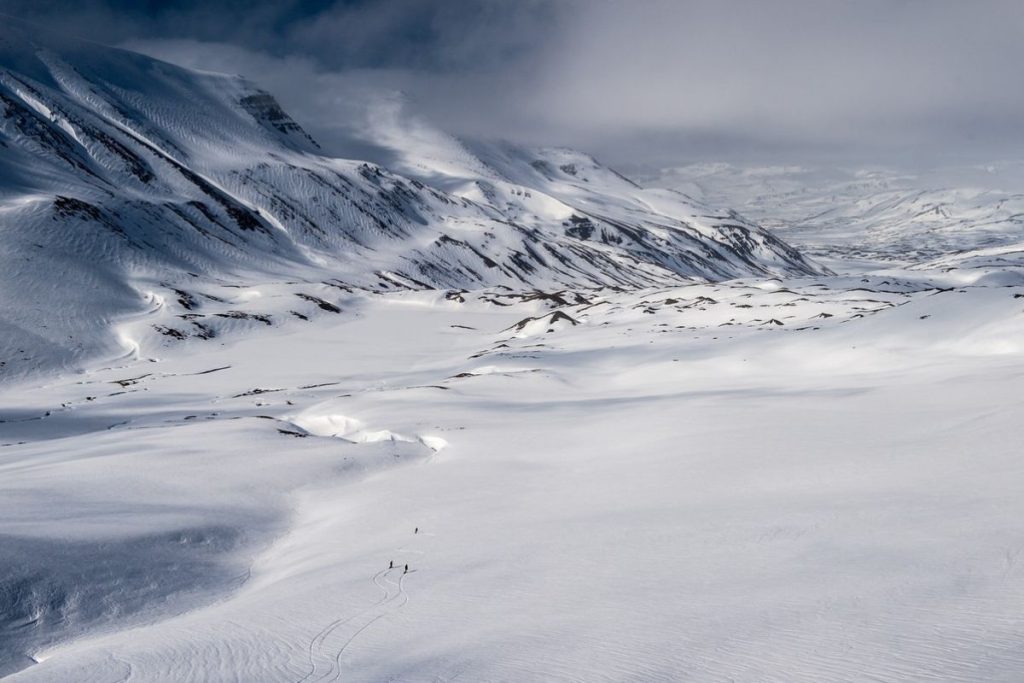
[0,0,561,70]
[3,0,1023,166]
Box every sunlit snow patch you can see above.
[288,413,446,451]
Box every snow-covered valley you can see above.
[4,18,1024,683]
[4,259,1024,681]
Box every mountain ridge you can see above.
[0,20,824,379]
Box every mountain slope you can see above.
[646,163,1024,269]
[0,21,823,379]
[336,97,822,283]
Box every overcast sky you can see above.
[4,0,1023,168]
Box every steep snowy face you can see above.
[334,99,825,285]
[0,21,822,377]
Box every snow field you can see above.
[4,270,1024,681]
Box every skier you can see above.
[404,563,409,574]
[414,527,419,534]
[389,560,393,569]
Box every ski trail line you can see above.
[324,571,409,683]
[295,569,392,683]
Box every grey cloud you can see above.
[521,0,1024,163]
[6,0,1024,167]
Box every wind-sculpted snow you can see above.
[0,21,821,380]
[0,526,251,677]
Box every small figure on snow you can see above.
[389,560,393,569]
[404,564,409,574]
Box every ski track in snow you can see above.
[297,567,410,683]
[324,571,409,683]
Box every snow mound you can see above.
[289,412,446,452]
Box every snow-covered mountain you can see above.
[646,162,1024,269]
[0,21,821,378]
